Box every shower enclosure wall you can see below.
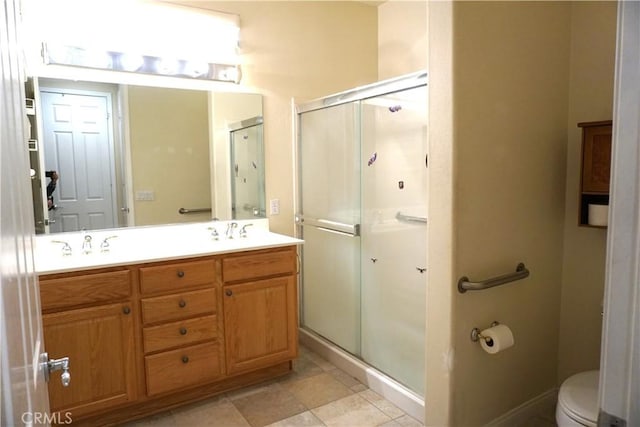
[296,72,428,419]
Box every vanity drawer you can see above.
[222,247,296,283]
[145,342,221,396]
[139,259,215,295]
[143,314,218,354]
[39,270,131,311]
[141,288,216,325]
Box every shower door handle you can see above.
[295,215,360,236]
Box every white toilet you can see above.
[556,370,599,426]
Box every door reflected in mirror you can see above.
[31,78,263,234]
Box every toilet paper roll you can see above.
[588,204,609,226]
[480,324,514,354]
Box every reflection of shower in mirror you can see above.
[229,116,266,220]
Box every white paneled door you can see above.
[40,90,117,233]
[0,0,51,424]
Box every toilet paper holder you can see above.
[470,321,500,344]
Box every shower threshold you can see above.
[299,327,425,423]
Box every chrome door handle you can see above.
[41,352,71,387]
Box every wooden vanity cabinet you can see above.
[38,245,300,425]
[138,258,224,396]
[222,247,298,375]
[39,269,137,419]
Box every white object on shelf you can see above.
[588,204,608,226]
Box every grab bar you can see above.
[458,263,529,293]
[396,212,427,224]
[178,207,212,215]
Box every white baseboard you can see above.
[485,388,558,427]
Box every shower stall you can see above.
[296,72,428,420]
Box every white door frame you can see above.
[599,1,640,425]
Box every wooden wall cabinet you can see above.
[39,269,137,419]
[578,120,612,227]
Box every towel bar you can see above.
[458,263,529,293]
[178,207,212,214]
[396,211,427,224]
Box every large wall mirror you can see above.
[29,78,264,234]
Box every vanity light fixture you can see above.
[27,0,241,83]
[118,53,144,73]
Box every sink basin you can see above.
[34,219,303,275]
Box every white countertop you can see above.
[35,219,303,275]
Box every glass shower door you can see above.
[298,101,362,355]
[360,86,428,396]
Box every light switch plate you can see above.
[269,198,280,215]
[135,190,155,201]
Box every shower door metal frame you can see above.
[294,70,428,365]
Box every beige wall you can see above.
[558,1,617,382]
[181,1,378,235]
[378,0,427,80]
[451,2,570,425]
[128,86,211,225]
[425,2,455,425]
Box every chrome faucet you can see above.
[82,234,92,254]
[239,223,253,238]
[225,222,238,239]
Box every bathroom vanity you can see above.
[36,221,302,425]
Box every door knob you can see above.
[41,352,71,387]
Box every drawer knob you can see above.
[225,290,233,297]
[182,356,189,364]
[177,270,185,278]
[122,306,131,315]
[178,300,186,308]
[179,327,187,335]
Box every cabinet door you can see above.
[223,276,298,375]
[582,124,612,193]
[43,302,137,418]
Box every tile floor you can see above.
[121,345,424,427]
[122,344,559,427]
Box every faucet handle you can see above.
[239,223,253,238]
[100,236,118,252]
[51,240,72,256]
[207,227,219,241]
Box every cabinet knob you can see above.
[179,327,187,335]
[177,270,185,278]
[178,300,186,308]
[123,306,131,315]
[181,356,189,364]
[225,290,233,297]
